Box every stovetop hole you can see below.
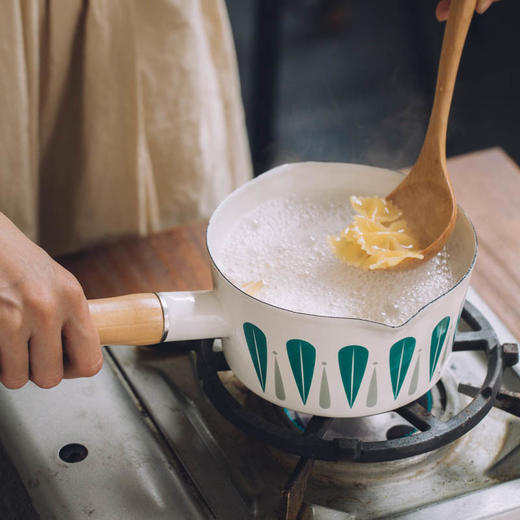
[59,443,88,463]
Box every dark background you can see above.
[225,0,520,175]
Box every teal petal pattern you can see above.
[286,339,316,404]
[389,337,416,399]
[338,345,369,408]
[243,322,268,391]
[429,317,450,380]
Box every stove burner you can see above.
[385,423,415,439]
[195,302,518,463]
[283,389,435,441]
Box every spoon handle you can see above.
[420,0,477,168]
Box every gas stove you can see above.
[1,288,519,520]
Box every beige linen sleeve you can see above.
[0,0,251,257]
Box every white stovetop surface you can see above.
[0,288,518,520]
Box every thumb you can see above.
[436,0,451,22]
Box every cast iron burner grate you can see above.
[195,302,519,463]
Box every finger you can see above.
[436,0,451,22]
[0,337,29,389]
[62,303,102,379]
[28,325,64,389]
[476,0,493,14]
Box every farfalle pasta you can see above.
[329,196,424,270]
[241,280,264,296]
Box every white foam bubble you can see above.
[216,192,459,325]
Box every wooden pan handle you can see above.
[88,293,165,346]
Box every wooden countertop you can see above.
[58,147,520,340]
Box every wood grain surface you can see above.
[446,148,520,340]
[59,221,212,297]
[58,148,520,340]
[88,293,165,346]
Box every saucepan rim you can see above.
[206,161,478,329]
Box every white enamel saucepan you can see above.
[88,162,477,418]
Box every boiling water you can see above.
[217,193,462,325]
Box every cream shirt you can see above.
[0,0,251,256]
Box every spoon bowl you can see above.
[387,157,457,269]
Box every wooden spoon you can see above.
[386,0,477,269]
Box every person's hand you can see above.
[436,0,500,21]
[0,213,102,389]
